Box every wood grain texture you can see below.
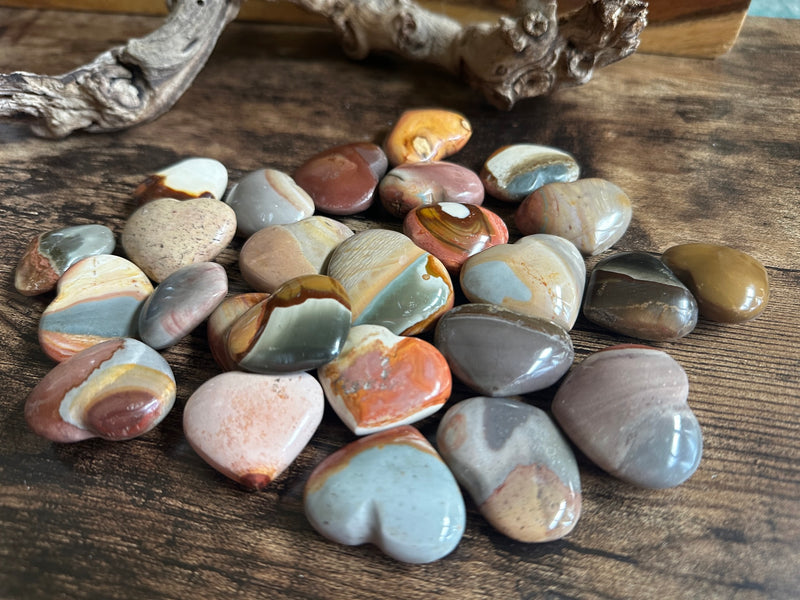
[1,8,798,600]
[0,0,751,57]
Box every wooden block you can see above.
[0,0,751,57]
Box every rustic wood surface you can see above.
[1,8,798,600]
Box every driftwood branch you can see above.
[0,0,241,137]
[0,0,647,138]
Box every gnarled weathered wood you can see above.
[0,0,646,137]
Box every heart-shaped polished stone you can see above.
[207,292,269,371]
[304,425,466,563]
[378,161,484,218]
[327,229,454,335]
[184,371,323,490]
[552,345,703,489]
[318,324,451,435]
[403,202,509,273]
[138,262,228,350]
[293,142,387,215]
[239,216,353,293]
[121,197,236,282]
[39,255,153,362]
[15,224,115,296]
[481,144,579,202]
[383,108,472,166]
[515,178,632,255]
[661,243,769,323]
[583,252,698,340]
[132,157,228,205]
[226,274,351,373]
[460,234,585,330]
[26,337,176,443]
[437,396,581,542]
[225,168,314,237]
[435,304,573,396]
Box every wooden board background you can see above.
[0,8,798,600]
[0,0,752,57]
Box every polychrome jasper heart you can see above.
[138,262,228,350]
[239,216,353,293]
[437,396,581,542]
[403,202,508,273]
[326,228,454,335]
[225,274,351,373]
[25,337,176,443]
[552,345,703,489]
[383,108,471,166]
[39,254,153,362]
[515,178,632,255]
[15,223,115,296]
[207,292,269,371]
[460,234,585,330]
[379,161,484,218]
[183,371,324,490]
[132,157,228,205]
[434,303,573,396]
[121,197,236,282]
[304,425,466,563]
[318,324,451,435]
[225,167,314,237]
[480,143,580,202]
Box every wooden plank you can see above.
[0,0,752,57]
[0,9,798,600]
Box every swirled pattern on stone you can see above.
[25,337,176,443]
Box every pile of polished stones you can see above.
[16,108,770,564]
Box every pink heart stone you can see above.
[183,371,324,490]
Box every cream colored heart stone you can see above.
[460,234,586,330]
[122,197,236,282]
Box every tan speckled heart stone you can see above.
[122,197,236,282]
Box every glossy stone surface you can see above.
[384,108,472,166]
[39,255,153,362]
[460,234,586,330]
[304,425,465,563]
[481,144,579,202]
[226,274,351,373]
[122,197,236,282]
[15,224,115,296]
[318,324,451,435]
[25,338,175,442]
[225,168,314,237]
[552,345,703,489]
[583,252,698,340]
[138,262,228,350]
[239,216,353,293]
[326,229,454,335]
[184,371,323,490]
[435,304,573,396]
[207,292,268,371]
[661,243,769,323]
[515,178,633,255]
[132,157,228,205]
[403,202,509,273]
[378,161,484,218]
[293,142,387,215]
[437,397,581,542]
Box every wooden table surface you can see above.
[1,8,798,600]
